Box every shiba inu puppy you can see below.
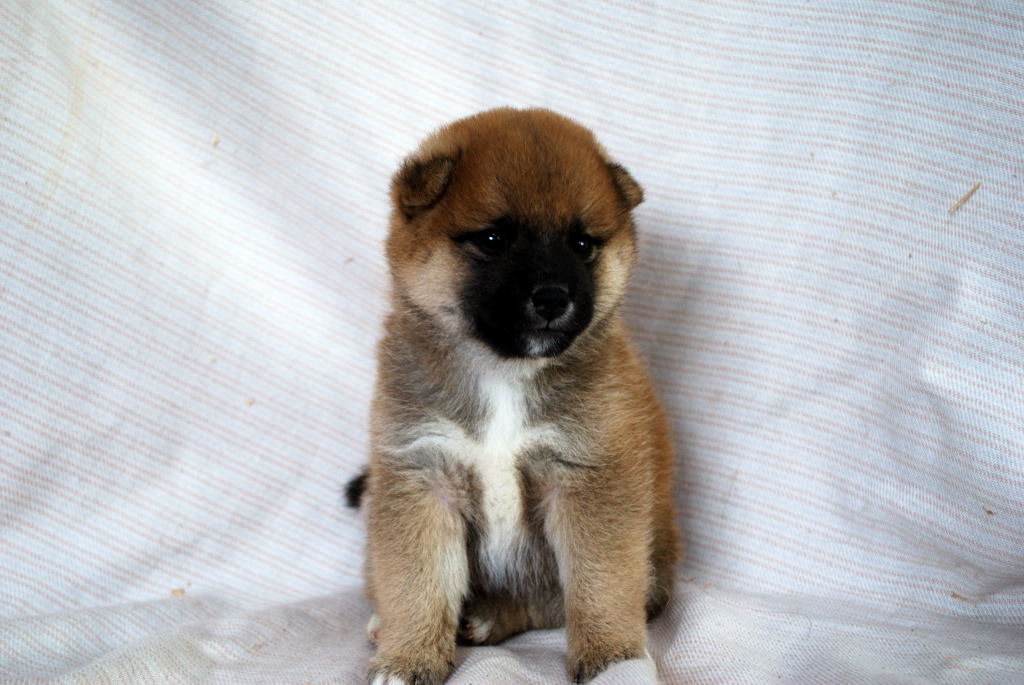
[353,108,679,684]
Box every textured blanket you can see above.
[2,1,1022,683]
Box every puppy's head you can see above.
[387,108,643,359]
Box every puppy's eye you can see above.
[471,229,508,256]
[569,235,595,258]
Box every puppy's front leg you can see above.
[545,473,650,683]
[367,465,468,685]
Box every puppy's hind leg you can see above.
[458,594,563,646]
[367,467,469,685]
[643,495,680,621]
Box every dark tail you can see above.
[344,471,367,509]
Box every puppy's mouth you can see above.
[532,319,571,333]
[518,325,575,358]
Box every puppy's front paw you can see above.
[569,642,642,683]
[368,653,453,685]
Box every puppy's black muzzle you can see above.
[464,226,596,358]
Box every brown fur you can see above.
[361,108,680,684]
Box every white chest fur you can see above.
[473,369,534,577]
[384,361,555,582]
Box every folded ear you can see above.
[607,162,644,210]
[392,155,456,219]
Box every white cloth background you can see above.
[2,1,1022,683]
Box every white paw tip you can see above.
[370,676,408,685]
[466,616,493,642]
[366,613,381,645]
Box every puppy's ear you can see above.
[392,155,456,219]
[608,163,644,210]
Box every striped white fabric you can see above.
[2,1,1022,683]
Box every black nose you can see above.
[531,286,570,321]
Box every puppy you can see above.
[354,108,679,684]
